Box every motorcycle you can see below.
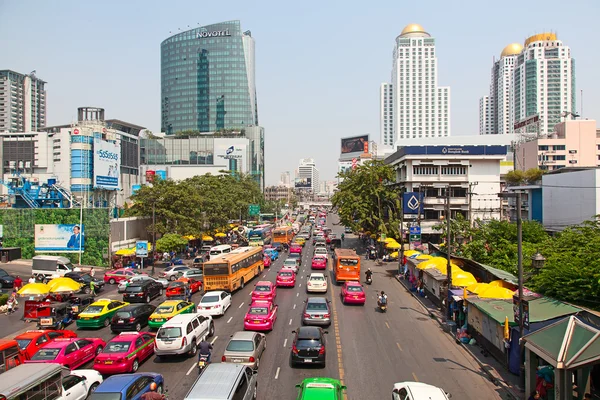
[377,297,387,312]
[198,354,210,375]
[366,275,372,285]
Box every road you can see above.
[1,215,507,399]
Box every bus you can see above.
[273,226,294,245]
[203,246,264,292]
[209,244,233,261]
[259,213,276,223]
[332,249,361,284]
[248,224,273,246]
[0,363,65,400]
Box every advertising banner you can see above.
[341,135,369,155]
[214,139,249,173]
[295,178,312,188]
[403,192,424,215]
[136,240,149,257]
[94,138,121,190]
[35,224,85,253]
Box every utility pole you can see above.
[445,184,453,322]
[151,201,156,276]
[516,191,525,388]
[398,191,404,277]
[467,182,478,229]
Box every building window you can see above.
[413,165,438,175]
[538,145,549,151]
[440,166,466,175]
[552,145,566,151]
[553,155,566,161]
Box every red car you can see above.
[263,256,272,268]
[290,244,302,255]
[276,268,296,287]
[251,281,276,302]
[14,330,78,359]
[26,337,105,370]
[93,332,155,374]
[340,281,366,305]
[104,268,147,284]
[243,300,278,331]
[166,278,202,298]
[311,255,327,270]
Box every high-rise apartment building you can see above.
[0,70,46,133]
[161,20,258,134]
[296,158,319,193]
[279,171,291,187]
[480,33,576,136]
[380,24,451,146]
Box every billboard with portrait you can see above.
[295,178,312,188]
[340,135,369,155]
[94,138,121,190]
[35,224,85,253]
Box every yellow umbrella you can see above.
[115,248,135,256]
[415,254,432,261]
[384,237,397,244]
[418,258,459,271]
[215,233,227,238]
[183,235,197,241]
[390,251,399,259]
[451,270,478,287]
[489,280,516,290]
[404,250,420,257]
[48,277,82,293]
[202,235,214,242]
[504,316,510,340]
[467,282,492,295]
[18,283,50,297]
[386,242,401,250]
[478,286,514,300]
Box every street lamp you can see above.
[531,251,546,270]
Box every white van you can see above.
[392,382,451,399]
[209,245,232,261]
[154,313,214,358]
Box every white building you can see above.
[279,171,291,187]
[296,158,319,193]
[380,83,394,146]
[380,24,451,147]
[479,96,492,135]
[385,144,509,236]
[0,70,47,133]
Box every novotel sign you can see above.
[196,29,231,38]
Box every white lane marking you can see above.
[275,366,281,379]
[186,363,197,376]
[296,293,299,297]
[227,317,233,323]
[283,338,287,347]
[238,302,244,309]
[299,284,302,287]
[211,336,218,344]
[289,318,292,325]
[293,304,296,309]
[263,274,267,278]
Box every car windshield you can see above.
[89,393,122,400]
[16,339,32,349]
[104,341,131,353]
[125,286,143,293]
[346,286,363,292]
[115,311,132,319]
[296,339,322,348]
[284,261,296,266]
[226,339,254,352]
[310,276,325,281]
[168,282,185,288]
[31,348,60,360]
[254,285,270,292]
[249,307,268,315]
[155,306,174,314]
[201,296,219,303]
[279,272,293,277]
[83,306,104,314]
[157,327,181,339]
[306,302,328,311]
[80,274,93,282]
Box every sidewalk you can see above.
[394,275,523,400]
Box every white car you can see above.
[159,265,190,281]
[59,369,103,400]
[306,273,328,293]
[314,247,328,257]
[392,382,451,400]
[155,314,214,357]
[283,259,299,273]
[117,275,169,293]
[197,291,232,316]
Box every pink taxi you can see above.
[276,268,296,287]
[263,256,272,268]
[243,300,278,331]
[27,337,105,370]
[93,332,155,374]
[290,244,303,255]
[311,255,327,270]
[340,281,366,305]
[251,281,276,302]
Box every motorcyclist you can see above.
[365,268,373,282]
[198,339,213,363]
[341,233,345,241]
[377,290,388,307]
[140,382,163,400]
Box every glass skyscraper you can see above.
[161,20,258,134]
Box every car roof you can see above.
[158,300,186,306]
[393,382,448,398]
[41,338,77,348]
[91,299,113,306]
[255,281,272,286]
[279,268,295,273]
[204,290,226,296]
[96,373,162,392]
[307,297,327,303]
[309,273,325,278]
[15,330,50,339]
[109,333,138,342]
[230,331,258,341]
[249,300,272,307]
[345,281,362,287]
[185,363,246,399]
[297,326,322,339]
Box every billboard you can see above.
[403,192,424,215]
[35,224,85,253]
[341,135,369,155]
[94,138,121,190]
[295,178,312,188]
[214,139,249,173]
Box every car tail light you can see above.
[319,346,325,355]
[91,316,100,320]
[292,345,298,354]
[181,337,187,348]
[324,313,330,318]
[115,357,124,363]
[129,317,136,322]
[221,355,227,362]
[137,293,144,297]
[94,358,101,364]
[249,356,255,363]
[303,313,310,319]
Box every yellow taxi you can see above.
[76,299,129,329]
[148,300,196,329]
[293,237,306,247]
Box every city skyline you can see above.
[2,0,599,184]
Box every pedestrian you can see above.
[14,276,22,290]
[89,267,95,277]
[90,280,96,296]
[28,275,36,284]
[527,391,540,400]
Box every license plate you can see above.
[233,359,242,363]
[155,319,164,322]
[40,318,52,325]
[82,317,90,320]
[198,361,205,367]
[254,320,261,323]
[304,359,313,363]
[260,295,265,298]
[354,296,359,299]
[105,360,113,364]
[118,320,124,323]
[163,340,173,344]
[314,315,321,318]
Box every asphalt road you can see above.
[0,215,507,399]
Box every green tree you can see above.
[505,170,525,185]
[156,233,188,253]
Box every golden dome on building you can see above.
[524,32,557,47]
[500,43,523,57]
[400,23,428,36]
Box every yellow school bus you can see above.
[202,246,264,292]
[273,226,294,245]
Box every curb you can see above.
[394,275,521,400]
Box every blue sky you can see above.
[1,0,598,185]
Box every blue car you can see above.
[264,248,279,261]
[90,372,164,400]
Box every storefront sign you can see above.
[197,29,231,38]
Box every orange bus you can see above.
[332,249,361,284]
[203,246,264,292]
[273,226,294,245]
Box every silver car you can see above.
[301,297,331,326]
[222,331,267,370]
[178,268,204,281]
[117,275,169,293]
[158,265,190,281]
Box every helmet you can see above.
[150,382,158,391]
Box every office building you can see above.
[0,70,46,133]
[160,20,259,134]
[279,171,291,187]
[296,158,319,193]
[380,24,451,147]
[264,185,295,203]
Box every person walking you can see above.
[89,267,95,277]
[28,275,36,284]
[13,276,22,290]
[90,280,97,296]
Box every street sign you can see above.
[409,234,421,242]
[136,240,149,257]
[248,204,260,216]
[409,226,421,235]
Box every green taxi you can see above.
[76,299,130,329]
[148,300,196,329]
[296,377,347,399]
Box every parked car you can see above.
[14,329,78,359]
[243,300,278,332]
[251,281,276,302]
[154,313,214,358]
[64,272,105,294]
[340,281,366,305]
[89,373,165,400]
[110,304,156,333]
[276,268,296,288]
[0,268,15,288]
[62,369,104,400]
[301,297,331,326]
[117,276,168,293]
[296,377,346,399]
[103,269,147,285]
[222,331,266,370]
[158,265,190,281]
[122,280,163,303]
[26,338,105,370]
[306,273,328,294]
[290,326,328,367]
[76,299,130,329]
[94,332,155,374]
[197,291,232,317]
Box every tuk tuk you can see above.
[37,302,74,330]
[67,294,94,316]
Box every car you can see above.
[93,332,155,374]
[263,248,279,261]
[296,377,347,399]
[326,233,337,244]
[178,268,204,281]
[251,281,276,302]
[89,372,165,400]
[290,244,303,255]
[222,331,266,370]
[110,304,156,333]
[64,272,105,293]
[77,299,130,329]
[158,265,190,281]
[340,281,366,305]
[243,300,278,331]
[306,273,328,294]
[276,268,296,287]
[197,290,232,316]
[14,329,78,359]
[344,226,353,234]
[293,237,306,247]
[117,275,169,293]
[26,337,106,370]
[122,280,163,303]
[61,369,104,400]
[165,277,202,298]
[392,382,451,399]
[271,242,285,252]
[283,259,299,273]
[148,300,196,329]
[103,269,147,285]
[302,297,331,326]
[314,247,328,257]
[290,326,328,367]
[155,313,214,358]
[0,268,15,288]
[311,255,327,270]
